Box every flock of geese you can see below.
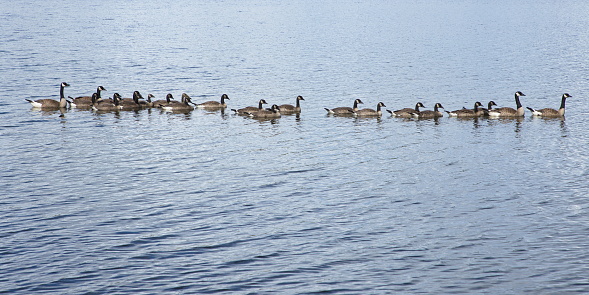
[26,82,572,119]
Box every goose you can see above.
[324,99,363,115]
[92,93,121,111]
[118,91,144,111]
[411,103,444,118]
[231,99,268,114]
[161,93,195,112]
[26,82,70,109]
[140,93,156,108]
[387,102,425,118]
[479,101,498,115]
[488,91,526,117]
[279,95,305,114]
[526,93,571,117]
[195,94,230,109]
[70,93,96,109]
[150,93,175,108]
[447,102,485,117]
[71,86,106,107]
[351,102,386,117]
[245,104,281,118]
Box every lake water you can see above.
[2,0,589,294]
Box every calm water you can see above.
[2,0,589,294]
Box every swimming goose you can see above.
[488,91,526,117]
[324,99,364,115]
[246,104,281,118]
[412,103,444,118]
[70,93,96,108]
[231,99,268,114]
[150,93,175,108]
[26,82,70,109]
[279,95,305,114]
[161,93,195,111]
[526,93,571,117]
[387,102,425,118]
[447,102,485,117]
[196,94,230,109]
[71,86,106,107]
[479,100,498,116]
[351,102,386,117]
[92,93,121,111]
[119,91,144,111]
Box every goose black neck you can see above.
[560,95,567,110]
[96,87,102,99]
[258,101,264,109]
[515,93,522,109]
[296,98,300,108]
[414,103,420,111]
[60,85,66,99]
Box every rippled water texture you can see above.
[2,0,589,294]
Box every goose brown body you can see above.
[387,102,425,118]
[488,91,526,117]
[196,94,230,109]
[246,104,281,118]
[352,102,386,117]
[72,86,106,106]
[161,93,195,111]
[527,93,571,117]
[412,103,444,118]
[447,102,485,117]
[279,95,305,114]
[26,82,70,109]
[232,99,268,114]
[325,99,363,115]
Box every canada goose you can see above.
[412,103,444,118]
[279,95,305,114]
[119,91,143,111]
[150,93,175,108]
[92,93,121,111]
[70,93,96,108]
[526,93,571,117]
[479,101,498,115]
[246,104,281,118]
[488,91,526,117]
[387,102,425,118]
[231,99,268,114]
[324,99,364,115]
[26,82,70,109]
[196,94,230,109]
[71,86,106,107]
[142,94,156,108]
[161,93,195,111]
[351,102,386,117]
[447,102,485,117]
